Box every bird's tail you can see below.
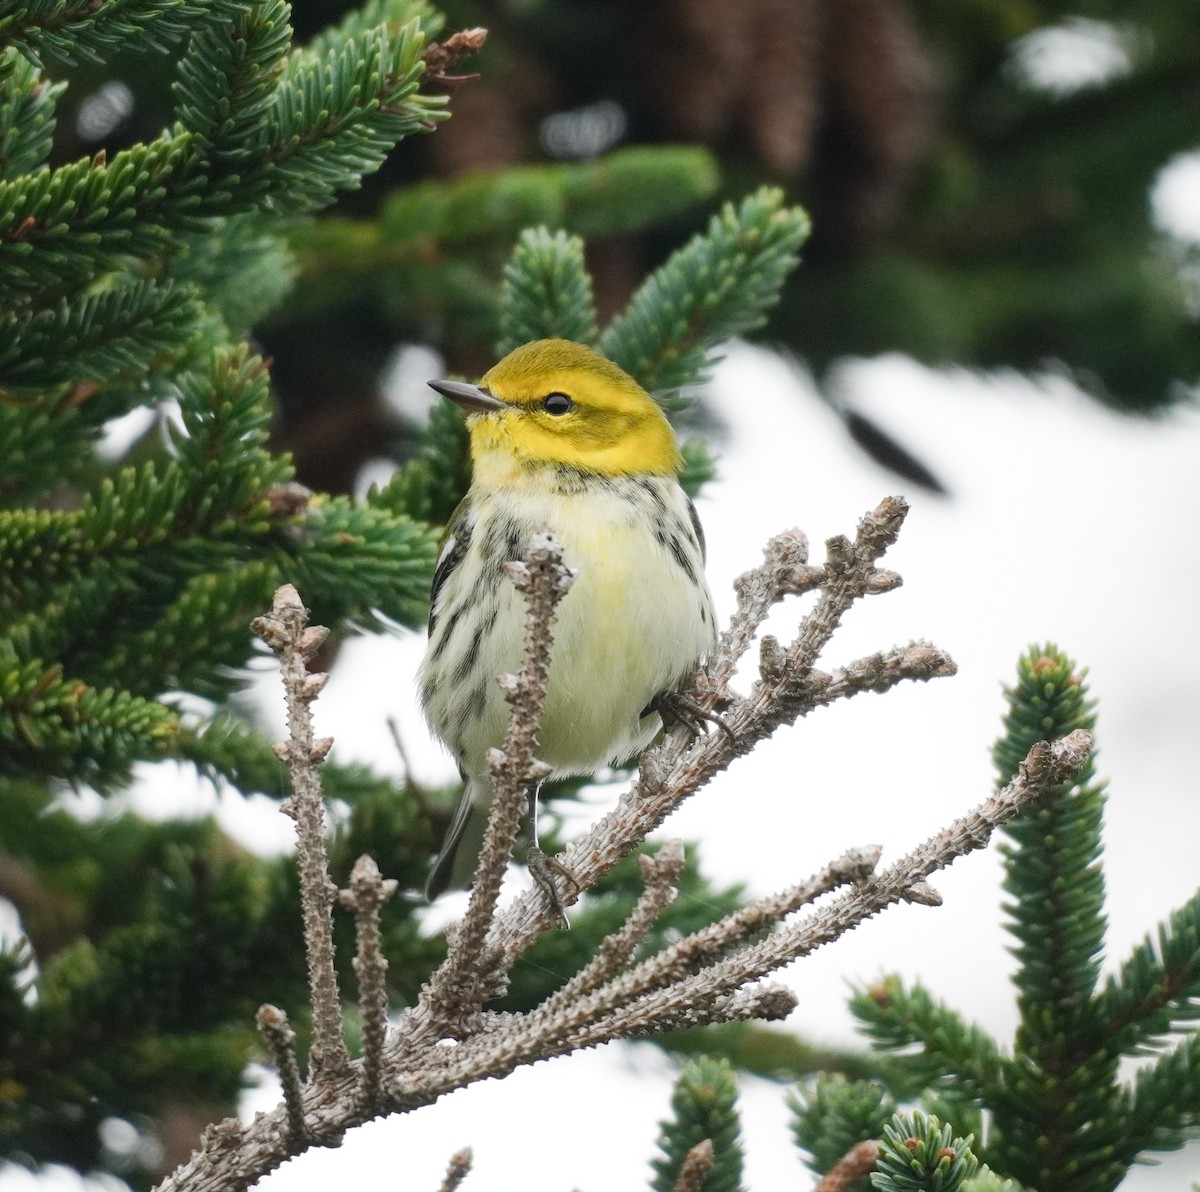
[425,778,489,900]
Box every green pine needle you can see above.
[872,1111,979,1192]
[0,280,203,393]
[495,227,599,358]
[790,1074,895,1192]
[1097,888,1200,1054]
[0,47,63,177]
[0,643,180,783]
[1116,1029,1200,1164]
[600,187,810,398]
[849,977,1005,1108]
[298,0,439,64]
[996,645,1106,1021]
[651,1056,745,1192]
[0,0,242,68]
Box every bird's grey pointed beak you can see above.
[428,378,505,413]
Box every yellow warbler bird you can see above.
[420,338,717,904]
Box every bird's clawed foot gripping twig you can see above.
[158,498,1094,1192]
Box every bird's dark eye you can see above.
[542,392,574,415]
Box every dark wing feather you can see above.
[428,495,474,636]
[685,493,707,564]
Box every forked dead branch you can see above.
[158,497,1094,1192]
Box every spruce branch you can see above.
[988,646,1117,1190]
[0,279,202,393]
[435,1147,473,1192]
[158,507,1094,1192]
[651,1057,743,1192]
[791,1074,896,1189]
[339,854,398,1103]
[837,644,1200,1190]
[0,0,238,67]
[1,6,447,300]
[298,0,438,65]
[251,584,350,1079]
[0,47,62,177]
[171,0,294,175]
[850,979,1007,1107]
[289,145,719,316]
[495,227,599,358]
[262,16,447,211]
[600,187,810,396]
[420,527,576,1038]
[1118,1028,1200,1161]
[1096,889,1200,1053]
[871,1111,979,1192]
[812,1141,880,1192]
[668,1140,714,1192]
[255,1004,308,1145]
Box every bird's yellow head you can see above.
[429,339,681,481]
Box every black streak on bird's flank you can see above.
[475,601,499,639]
[665,521,700,585]
[429,602,465,661]
[429,522,472,637]
[504,523,524,566]
[452,631,482,684]
[462,681,487,724]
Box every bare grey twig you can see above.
[255,1005,307,1145]
[537,840,687,1015]
[812,1140,881,1191]
[251,586,350,1079]
[158,500,1092,1192]
[339,855,398,1102]
[670,1139,715,1192]
[436,1147,473,1192]
[421,526,575,1038]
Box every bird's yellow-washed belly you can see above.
[431,478,713,778]
[541,508,708,770]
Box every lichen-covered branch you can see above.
[813,1140,881,1192]
[250,585,350,1079]
[419,526,575,1039]
[339,855,398,1103]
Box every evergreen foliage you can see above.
[651,1056,745,1192]
[496,227,598,359]
[0,0,813,1178]
[790,1075,897,1192]
[832,646,1200,1191]
[600,189,811,400]
[283,145,720,326]
[10,2,1192,1187]
[871,1112,979,1192]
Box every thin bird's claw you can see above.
[650,689,737,749]
[526,845,577,928]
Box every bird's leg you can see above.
[524,780,577,927]
[648,688,736,748]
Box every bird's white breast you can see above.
[420,473,715,781]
